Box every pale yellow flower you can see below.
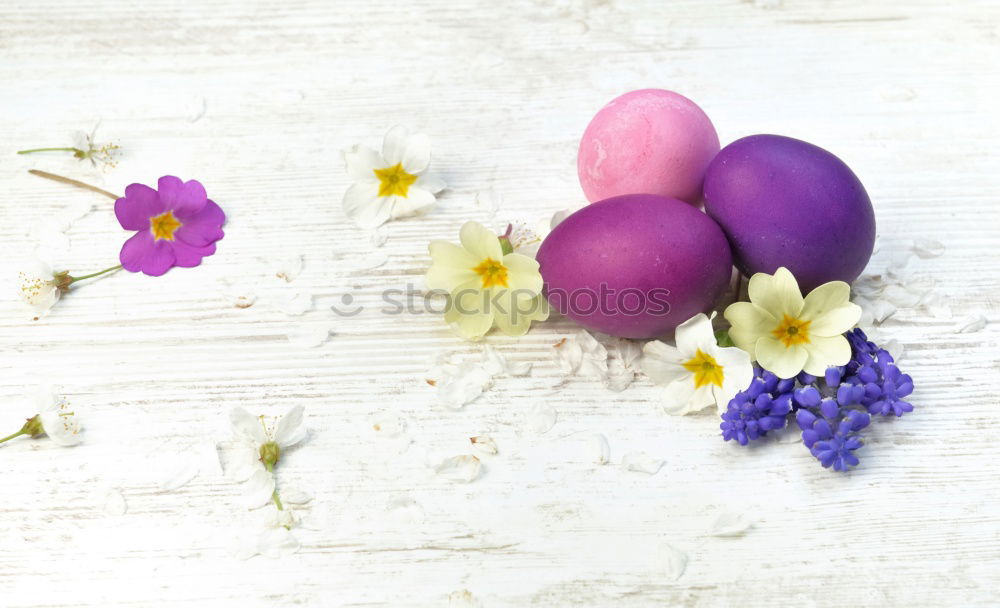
[426,221,548,340]
[724,267,862,379]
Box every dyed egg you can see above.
[703,134,875,292]
[536,194,732,339]
[577,89,720,204]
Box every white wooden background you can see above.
[2,0,998,606]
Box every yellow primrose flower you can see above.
[426,221,549,340]
[724,267,862,379]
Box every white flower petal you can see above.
[469,435,498,456]
[269,254,303,283]
[591,433,610,465]
[658,544,688,581]
[343,180,391,228]
[747,267,804,318]
[342,144,382,180]
[436,361,493,409]
[661,378,714,415]
[230,407,268,445]
[257,527,300,558]
[242,469,276,509]
[712,346,754,413]
[399,132,431,174]
[274,405,306,448]
[801,281,861,336]
[674,313,717,356]
[955,314,987,334]
[279,292,314,316]
[526,402,557,434]
[281,487,312,505]
[912,238,945,259]
[445,300,494,340]
[227,445,263,482]
[754,336,808,379]
[621,452,664,475]
[641,341,687,385]
[417,173,446,194]
[38,395,81,446]
[434,455,482,483]
[17,259,60,319]
[159,459,200,491]
[381,124,410,164]
[802,334,852,376]
[390,186,436,220]
[709,511,755,537]
[459,221,503,260]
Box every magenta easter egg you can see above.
[536,194,733,339]
[577,89,720,204]
[703,135,875,292]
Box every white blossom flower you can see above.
[17,259,64,320]
[342,125,446,228]
[724,267,862,379]
[426,221,549,339]
[228,405,306,509]
[641,313,753,415]
[36,386,82,446]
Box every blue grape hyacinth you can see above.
[721,328,913,472]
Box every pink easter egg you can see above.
[577,89,720,204]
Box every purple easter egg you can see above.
[577,89,720,205]
[536,194,733,339]
[703,134,876,292]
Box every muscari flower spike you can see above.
[721,328,913,472]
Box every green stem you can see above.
[17,147,84,155]
[272,490,285,511]
[28,169,121,200]
[70,265,122,284]
[0,430,26,445]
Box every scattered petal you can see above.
[102,488,127,516]
[387,494,426,524]
[553,331,609,379]
[280,292,314,316]
[270,254,304,282]
[448,590,483,608]
[371,413,406,437]
[709,512,755,537]
[159,459,201,491]
[591,433,610,465]
[257,527,301,558]
[369,226,389,248]
[526,403,557,434]
[955,314,987,334]
[657,544,688,581]
[286,324,333,348]
[912,238,945,259]
[469,435,498,456]
[621,452,664,475]
[434,455,482,483]
[281,487,313,505]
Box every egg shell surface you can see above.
[703,134,876,292]
[577,89,720,204]
[536,194,733,339]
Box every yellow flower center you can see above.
[374,162,418,197]
[771,313,812,348]
[681,349,725,388]
[150,210,182,241]
[472,257,509,288]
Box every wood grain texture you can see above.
[1,0,999,606]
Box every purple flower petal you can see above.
[115,183,163,230]
[158,176,208,217]
[119,231,177,276]
[172,240,217,268]
[174,200,226,247]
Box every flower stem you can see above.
[17,147,84,155]
[272,490,285,511]
[0,430,26,445]
[28,169,121,200]
[70,265,122,284]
